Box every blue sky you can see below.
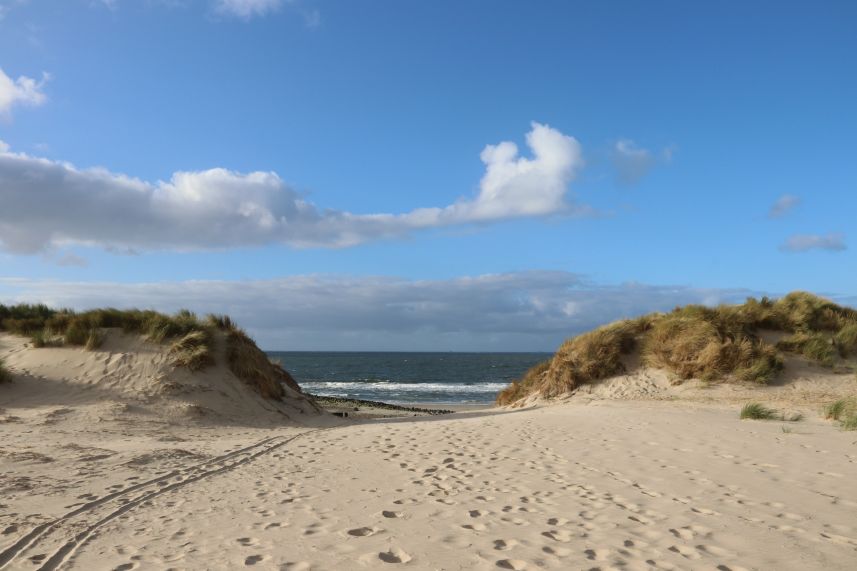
[0,0,855,350]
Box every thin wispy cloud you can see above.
[0,67,48,117]
[611,139,673,185]
[780,232,846,253]
[54,252,89,267]
[214,0,283,19]
[768,194,800,218]
[0,272,762,351]
[0,122,586,254]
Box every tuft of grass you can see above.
[777,332,837,367]
[496,361,550,406]
[169,330,215,371]
[834,323,857,357]
[206,314,237,331]
[764,291,857,332]
[85,328,106,351]
[0,359,11,383]
[824,398,851,420]
[31,329,64,348]
[823,397,857,431]
[63,319,90,346]
[734,345,783,384]
[740,402,778,420]
[225,328,290,400]
[544,319,644,397]
[644,317,780,383]
[644,317,719,380]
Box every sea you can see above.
[266,351,552,405]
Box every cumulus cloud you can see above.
[611,139,672,185]
[0,67,48,116]
[768,194,800,218]
[0,272,763,351]
[0,122,585,254]
[214,0,283,19]
[780,233,847,253]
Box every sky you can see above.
[0,0,855,351]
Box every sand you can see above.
[2,333,856,570]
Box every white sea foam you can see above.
[300,381,508,394]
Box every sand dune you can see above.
[0,330,322,426]
[2,332,856,570]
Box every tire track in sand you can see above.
[0,430,324,571]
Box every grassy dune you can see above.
[498,292,857,405]
[0,304,296,401]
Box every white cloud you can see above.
[0,272,766,351]
[214,0,283,19]
[768,194,800,218]
[780,233,847,253]
[611,139,672,185]
[0,67,48,116]
[0,122,585,254]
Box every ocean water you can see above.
[266,351,552,405]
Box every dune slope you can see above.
[498,292,857,406]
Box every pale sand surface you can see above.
[3,402,857,570]
[2,331,856,570]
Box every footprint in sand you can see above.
[382,510,403,518]
[584,548,610,561]
[668,544,701,559]
[696,544,733,557]
[347,527,380,537]
[496,560,528,570]
[690,507,720,516]
[542,529,573,542]
[244,554,266,566]
[378,548,412,564]
[462,523,487,531]
[493,539,518,551]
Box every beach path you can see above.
[5,402,857,570]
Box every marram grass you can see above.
[498,292,856,405]
[1,304,296,401]
[740,402,778,420]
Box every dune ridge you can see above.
[0,306,323,425]
[498,291,857,406]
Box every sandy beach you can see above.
[3,385,856,570]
